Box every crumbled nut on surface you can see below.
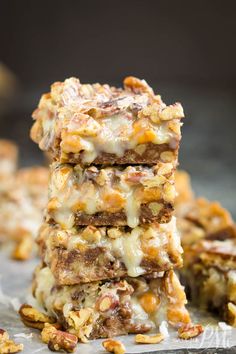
[135,333,164,344]
[178,323,204,340]
[0,341,23,354]
[19,304,55,329]
[102,338,126,354]
[11,234,33,261]
[41,323,78,353]
[0,330,9,344]
[0,329,23,354]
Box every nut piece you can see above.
[107,228,122,239]
[11,234,33,261]
[178,323,204,340]
[0,330,9,344]
[41,323,78,353]
[124,76,154,96]
[19,304,55,329]
[135,333,164,344]
[96,294,119,313]
[102,338,126,354]
[81,226,101,243]
[0,329,23,354]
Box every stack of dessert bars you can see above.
[30,76,193,341]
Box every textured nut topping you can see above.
[178,323,204,340]
[135,333,164,344]
[102,338,126,354]
[139,291,160,314]
[159,103,184,121]
[123,76,154,96]
[41,323,78,352]
[19,304,55,329]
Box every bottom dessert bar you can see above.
[33,266,191,342]
[182,238,236,327]
[37,217,183,285]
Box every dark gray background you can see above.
[0,0,236,217]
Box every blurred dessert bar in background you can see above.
[0,139,48,260]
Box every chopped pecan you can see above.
[0,329,23,354]
[124,76,154,97]
[102,338,126,354]
[41,323,78,352]
[96,293,119,313]
[19,304,55,330]
[178,323,204,340]
[135,333,164,344]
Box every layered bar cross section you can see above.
[38,217,183,285]
[33,266,191,342]
[47,162,175,229]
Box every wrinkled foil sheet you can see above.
[0,247,236,354]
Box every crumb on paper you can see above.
[178,323,204,340]
[135,333,164,344]
[218,322,232,331]
[159,320,169,338]
[14,333,34,339]
[102,338,126,354]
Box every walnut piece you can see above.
[41,323,78,353]
[19,304,55,329]
[0,329,23,354]
[178,323,204,339]
[102,338,126,354]
[135,333,164,344]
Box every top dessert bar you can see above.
[31,76,184,165]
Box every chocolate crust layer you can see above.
[74,202,174,226]
[61,142,179,165]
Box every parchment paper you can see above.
[0,247,236,354]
